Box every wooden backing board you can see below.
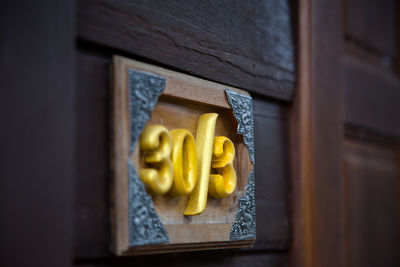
[111,56,254,255]
[78,0,295,101]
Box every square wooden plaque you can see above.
[111,56,255,255]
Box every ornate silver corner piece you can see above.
[128,69,169,246]
[224,89,255,164]
[128,160,169,246]
[128,69,166,153]
[230,167,256,241]
[225,89,256,241]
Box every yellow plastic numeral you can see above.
[169,129,198,195]
[139,125,174,195]
[208,136,237,198]
[184,113,218,215]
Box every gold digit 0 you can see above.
[169,129,198,195]
[139,125,174,195]
[208,136,237,198]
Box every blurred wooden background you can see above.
[1,0,399,266]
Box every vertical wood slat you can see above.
[290,0,314,265]
[312,0,343,265]
[0,1,75,266]
[290,0,343,266]
[253,97,290,250]
[343,140,400,267]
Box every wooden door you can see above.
[2,0,297,265]
[74,0,294,266]
[2,0,400,266]
[293,1,400,267]
[342,0,400,266]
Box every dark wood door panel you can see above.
[343,56,400,138]
[343,140,400,267]
[344,0,397,59]
[77,0,295,101]
[0,1,75,266]
[75,50,110,259]
[342,2,400,267]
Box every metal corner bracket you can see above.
[225,89,256,241]
[128,69,169,246]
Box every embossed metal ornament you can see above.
[129,69,166,152]
[225,89,255,164]
[230,168,256,241]
[225,89,256,241]
[128,161,169,245]
[128,69,169,246]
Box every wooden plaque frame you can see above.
[111,56,255,255]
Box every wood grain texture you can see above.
[76,251,289,267]
[74,50,290,259]
[311,1,344,266]
[77,0,295,101]
[253,98,290,250]
[289,0,314,265]
[290,0,344,266]
[344,124,400,147]
[343,55,400,138]
[343,140,400,267]
[0,1,75,266]
[75,50,111,259]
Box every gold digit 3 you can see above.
[208,136,237,199]
[139,125,174,195]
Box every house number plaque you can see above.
[111,56,255,255]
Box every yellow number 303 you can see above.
[139,113,237,215]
